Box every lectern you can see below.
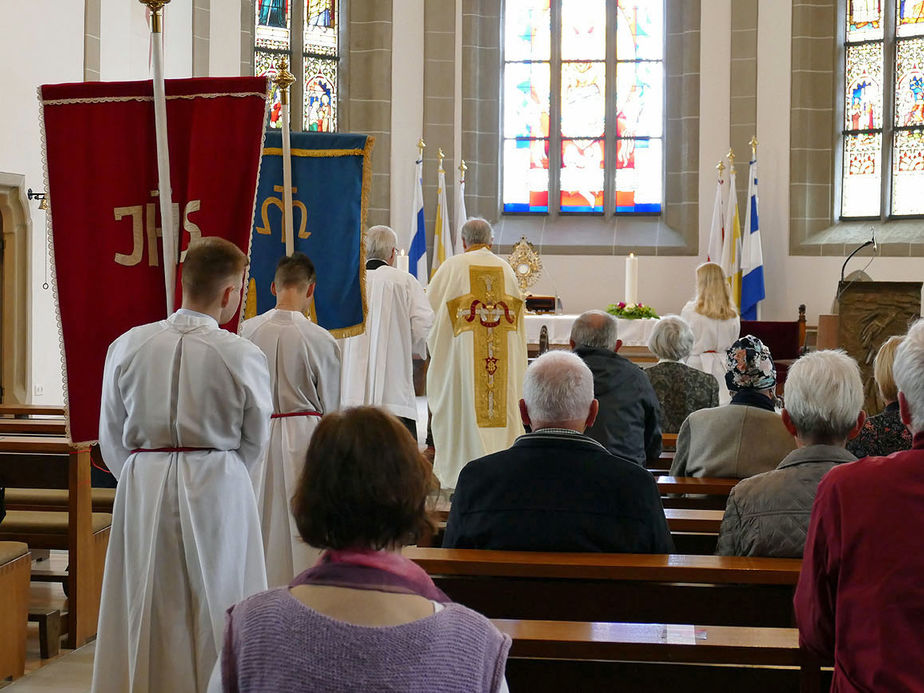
[837,281,922,415]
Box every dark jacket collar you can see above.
[366,258,389,270]
[514,427,609,452]
[730,389,776,412]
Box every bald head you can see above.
[570,310,618,351]
[521,351,598,432]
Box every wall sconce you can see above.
[27,188,48,210]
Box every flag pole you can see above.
[274,59,297,257]
[141,0,176,316]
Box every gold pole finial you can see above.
[417,138,426,155]
[273,58,296,106]
[437,148,445,172]
[140,0,171,33]
[716,160,725,178]
[727,148,736,172]
[749,135,759,158]
[459,159,467,182]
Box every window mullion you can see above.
[603,0,618,218]
[549,0,562,217]
[292,0,306,131]
[881,2,896,219]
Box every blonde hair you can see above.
[693,262,737,321]
[874,335,905,404]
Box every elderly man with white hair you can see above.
[570,310,662,464]
[340,225,433,439]
[443,351,672,553]
[795,319,924,691]
[716,350,865,558]
[426,217,528,490]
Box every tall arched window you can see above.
[841,1,924,218]
[254,0,339,132]
[501,0,664,215]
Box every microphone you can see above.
[840,238,875,283]
[871,228,878,254]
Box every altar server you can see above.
[341,225,433,439]
[427,217,528,490]
[241,252,341,586]
[93,237,272,693]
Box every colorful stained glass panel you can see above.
[560,139,604,212]
[504,0,551,61]
[891,129,924,213]
[841,133,882,217]
[561,0,605,60]
[897,0,924,37]
[503,138,550,213]
[561,62,605,137]
[256,0,290,50]
[894,38,924,126]
[844,43,883,130]
[617,0,663,61]
[616,61,663,137]
[255,51,286,129]
[847,0,883,41]
[504,62,551,139]
[615,137,662,213]
[305,0,337,55]
[304,57,337,131]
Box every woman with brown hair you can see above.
[212,407,510,693]
[681,262,740,404]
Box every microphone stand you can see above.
[840,239,874,282]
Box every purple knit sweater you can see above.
[222,588,511,692]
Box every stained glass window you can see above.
[254,0,339,133]
[503,0,664,215]
[897,0,924,36]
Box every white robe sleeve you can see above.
[318,338,342,413]
[98,339,131,480]
[408,277,434,359]
[237,344,273,470]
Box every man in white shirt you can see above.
[241,252,341,586]
[341,225,433,440]
[94,237,272,693]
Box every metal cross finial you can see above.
[749,135,759,158]
[727,148,736,172]
[273,58,296,105]
[417,138,426,154]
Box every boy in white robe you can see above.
[241,252,341,586]
[93,237,272,693]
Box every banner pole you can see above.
[274,60,297,257]
[141,0,176,316]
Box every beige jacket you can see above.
[670,402,796,478]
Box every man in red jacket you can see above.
[794,318,924,691]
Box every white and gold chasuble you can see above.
[426,247,527,489]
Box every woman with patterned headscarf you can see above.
[670,335,796,479]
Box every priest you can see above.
[341,225,433,439]
[426,217,528,490]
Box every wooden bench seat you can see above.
[0,419,67,435]
[0,541,31,681]
[0,405,66,418]
[5,487,116,514]
[404,548,801,628]
[0,511,112,545]
[656,476,738,495]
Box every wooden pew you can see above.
[495,619,827,693]
[404,548,801,628]
[430,508,722,534]
[0,419,67,436]
[657,476,738,511]
[0,542,31,681]
[0,405,66,418]
[0,436,110,648]
[661,433,678,451]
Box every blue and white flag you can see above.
[740,156,765,320]
[409,155,428,285]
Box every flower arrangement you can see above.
[606,302,659,320]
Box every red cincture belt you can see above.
[131,447,217,454]
[271,411,322,419]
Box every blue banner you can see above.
[246,130,373,337]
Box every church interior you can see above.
[1,1,923,691]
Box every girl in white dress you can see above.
[680,262,740,405]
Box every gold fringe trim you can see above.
[262,147,366,158]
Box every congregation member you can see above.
[443,351,673,553]
[341,225,433,440]
[795,319,924,690]
[427,217,528,490]
[570,310,662,464]
[846,335,913,459]
[94,238,272,693]
[716,350,864,558]
[645,315,719,433]
[681,262,740,404]
[213,407,511,693]
[241,252,341,587]
[671,335,795,478]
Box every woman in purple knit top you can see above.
[211,407,511,693]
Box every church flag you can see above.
[740,155,765,320]
[721,162,743,309]
[454,161,468,252]
[430,158,453,277]
[706,164,725,263]
[246,130,374,337]
[40,77,269,444]
[409,154,428,285]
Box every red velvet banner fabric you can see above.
[41,77,268,444]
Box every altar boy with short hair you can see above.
[241,251,341,587]
[93,237,272,693]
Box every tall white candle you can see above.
[396,248,409,273]
[625,253,639,305]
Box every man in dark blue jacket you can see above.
[443,350,673,553]
[570,310,662,465]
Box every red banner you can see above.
[41,77,268,444]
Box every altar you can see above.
[525,314,660,348]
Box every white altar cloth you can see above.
[525,314,659,347]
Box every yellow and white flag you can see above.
[430,159,453,277]
[721,159,742,309]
